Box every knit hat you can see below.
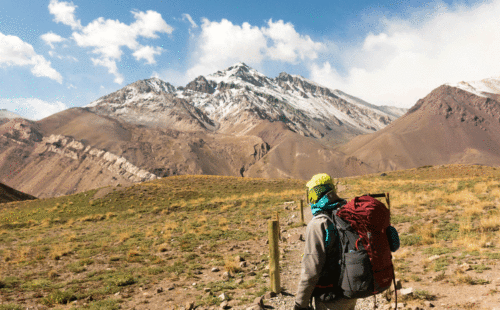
[306,173,336,204]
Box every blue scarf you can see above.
[311,195,346,216]
[311,195,346,248]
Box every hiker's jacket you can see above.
[295,194,346,307]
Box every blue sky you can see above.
[1,0,499,120]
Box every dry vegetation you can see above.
[1,164,500,309]
[0,176,304,309]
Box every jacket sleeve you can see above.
[295,217,328,307]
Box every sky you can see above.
[1,0,500,120]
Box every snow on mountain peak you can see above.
[447,76,500,98]
[85,62,407,138]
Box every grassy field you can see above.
[1,164,500,309]
[0,175,305,309]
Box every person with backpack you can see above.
[294,173,400,310]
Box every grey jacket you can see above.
[295,214,340,307]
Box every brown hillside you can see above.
[0,182,36,204]
[340,85,500,171]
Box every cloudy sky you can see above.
[1,0,500,120]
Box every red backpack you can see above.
[328,193,397,307]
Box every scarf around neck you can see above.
[311,194,346,217]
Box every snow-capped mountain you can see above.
[447,76,500,99]
[0,109,25,120]
[87,63,407,142]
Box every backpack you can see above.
[318,193,397,306]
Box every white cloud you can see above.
[0,98,68,120]
[309,0,500,108]
[67,84,76,89]
[0,32,63,83]
[91,57,123,84]
[187,19,267,79]
[182,13,198,28]
[71,10,173,84]
[187,18,325,79]
[133,46,163,64]
[262,19,325,63]
[48,0,82,30]
[41,32,65,49]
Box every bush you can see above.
[41,289,77,305]
[400,234,422,246]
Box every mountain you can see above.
[0,63,407,198]
[0,109,25,125]
[340,76,500,171]
[87,63,406,146]
[0,182,37,204]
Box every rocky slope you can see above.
[340,80,500,171]
[0,182,37,204]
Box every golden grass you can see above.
[443,189,479,204]
[473,182,488,194]
[479,214,500,232]
[118,232,130,243]
[50,244,72,260]
[164,220,178,231]
[490,188,500,199]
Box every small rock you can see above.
[247,271,256,276]
[399,287,414,296]
[395,279,402,290]
[156,287,164,293]
[291,214,296,219]
[192,282,197,286]
[204,287,211,292]
[222,271,232,280]
[240,261,247,268]
[381,173,387,176]
[427,254,441,262]
[262,273,269,278]
[193,270,203,275]
[186,301,195,310]
[212,267,220,272]
[218,292,227,301]
[114,292,121,296]
[264,291,277,299]
[424,301,435,307]
[235,256,244,262]
[220,300,229,309]
[253,296,264,307]
[167,286,175,291]
[459,263,472,272]
[235,279,244,285]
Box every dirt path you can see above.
[255,205,386,310]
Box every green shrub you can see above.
[41,289,76,305]
[400,234,422,246]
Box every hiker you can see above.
[294,173,400,310]
[294,173,356,310]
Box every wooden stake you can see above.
[300,199,304,225]
[268,220,281,294]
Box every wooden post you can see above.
[274,211,281,240]
[300,199,304,225]
[268,220,281,294]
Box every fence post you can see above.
[268,220,281,294]
[300,199,304,225]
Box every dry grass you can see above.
[479,214,500,232]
